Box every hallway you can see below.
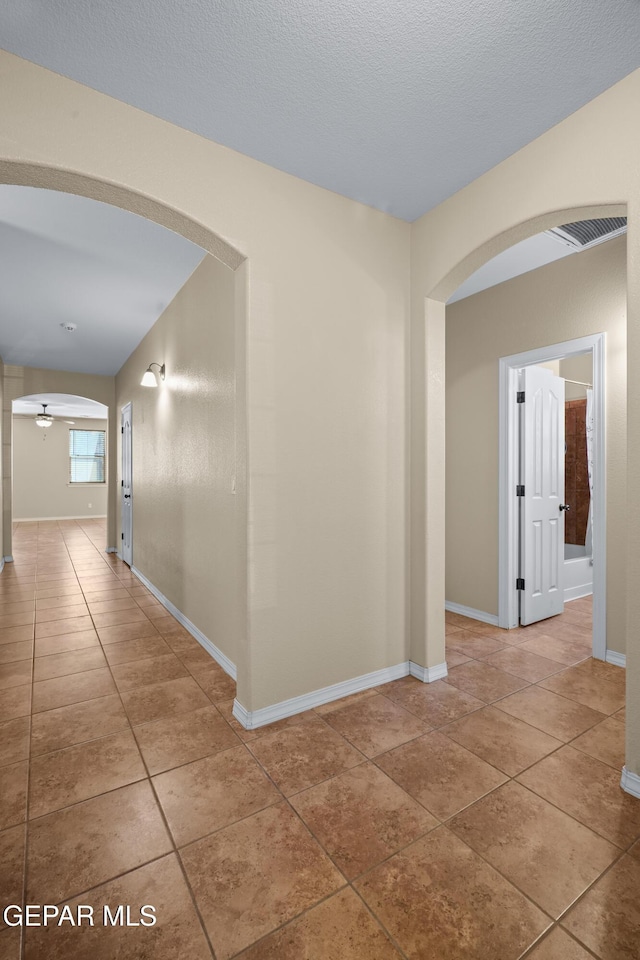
[0,521,639,959]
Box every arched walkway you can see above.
[411,204,626,665]
[411,202,638,793]
[0,163,250,704]
[11,392,109,527]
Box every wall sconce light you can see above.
[140,363,165,387]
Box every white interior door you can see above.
[520,366,566,625]
[121,402,132,566]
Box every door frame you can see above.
[120,401,133,567]
[498,333,606,659]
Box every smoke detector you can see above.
[545,217,627,251]
[60,322,78,332]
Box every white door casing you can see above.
[520,365,566,625]
[121,402,132,566]
[499,334,606,657]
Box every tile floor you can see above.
[0,520,638,959]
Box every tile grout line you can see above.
[350,658,635,951]
[230,716,415,960]
[16,523,167,956]
[350,759,627,957]
[518,848,630,960]
[15,525,68,960]
[14,568,35,960]
[242,699,610,959]
[439,628,631,851]
[73,536,221,960]
[23,520,90,957]
[521,928,602,960]
[9,527,631,958]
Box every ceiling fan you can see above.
[34,403,75,428]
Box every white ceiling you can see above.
[12,394,108,420]
[448,231,576,304]
[0,186,205,375]
[2,1,639,221]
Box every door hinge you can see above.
[516,577,525,590]
[516,484,525,497]
[121,479,124,487]
[121,532,124,540]
[121,426,124,434]
[516,391,525,403]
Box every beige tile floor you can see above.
[0,520,638,959]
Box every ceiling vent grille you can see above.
[546,217,627,250]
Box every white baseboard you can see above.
[232,658,448,730]
[445,601,499,627]
[605,649,626,668]
[410,660,448,682]
[0,558,4,575]
[232,700,254,729]
[105,546,118,554]
[130,565,236,681]
[564,585,594,602]
[3,556,13,563]
[621,766,640,799]
[14,514,107,521]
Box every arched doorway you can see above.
[411,204,626,666]
[11,392,109,530]
[0,163,250,701]
[411,202,638,795]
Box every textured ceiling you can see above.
[0,187,205,375]
[2,1,640,220]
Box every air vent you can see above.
[546,217,627,250]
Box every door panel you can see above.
[520,366,565,625]
[121,403,132,567]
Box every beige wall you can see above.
[445,237,626,651]
[116,255,242,667]
[2,366,116,556]
[538,359,560,376]
[13,416,108,520]
[560,353,592,401]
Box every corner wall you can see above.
[445,237,626,651]
[115,254,242,671]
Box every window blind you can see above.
[69,430,106,483]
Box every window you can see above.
[69,429,106,484]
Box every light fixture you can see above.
[140,362,165,387]
[35,403,54,428]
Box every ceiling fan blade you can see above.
[63,420,76,425]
